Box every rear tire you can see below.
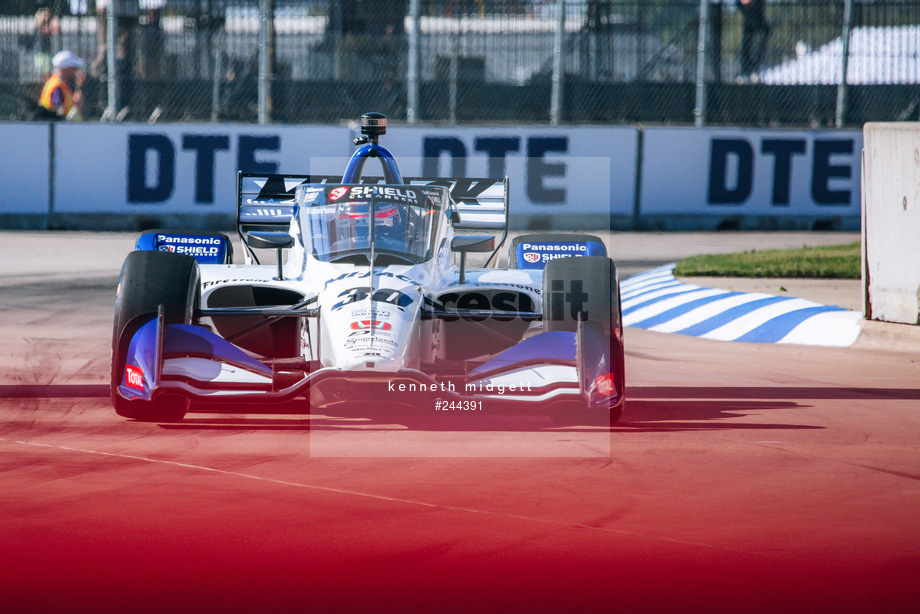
[111,251,199,422]
[543,256,625,425]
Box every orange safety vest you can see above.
[39,74,74,116]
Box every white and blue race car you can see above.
[111,113,625,424]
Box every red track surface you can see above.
[3,329,920,612]
[2,232,919,612]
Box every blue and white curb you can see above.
[621,265,863,347]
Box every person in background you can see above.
[739,0,770,80]
[32,8,61,78]
[39,50,86,120]
[91,0,108,78]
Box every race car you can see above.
[111,113,625,425]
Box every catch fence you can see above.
[0,0,917,126]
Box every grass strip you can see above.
[674,242,860,279]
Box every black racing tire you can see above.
[111,250,199,422]
[543,256,625,425]
[543,255,617,335]
[506,233,607,269]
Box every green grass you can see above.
[674,242,861,279]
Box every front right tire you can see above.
[543,256,625,425]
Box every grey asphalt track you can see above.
[1,230,918,612]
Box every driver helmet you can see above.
[332,201,402,249]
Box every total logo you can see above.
[351,320,392,331]
[125,365,145,390]
[594,373,615,397]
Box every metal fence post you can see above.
[407,0,420,124]
[550,0,566,125]
[694,0,710,127]
[211,29,222,123]
[449,24,459,124]
[836,0,854,128]
[105,1,118,121]
[258,0,274,124]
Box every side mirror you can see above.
[451,235,495,283]
[247,231,294,250]
[451,235,494,253]
[247,231,294,280]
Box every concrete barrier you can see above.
[0,122,862,232]
[862,123,920,324]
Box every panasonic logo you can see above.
[157,235,223,245]
[521,243,587,252]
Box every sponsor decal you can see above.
[201,278,272,289]
[516,242,603,268]
[348,328,394,341]
[301,187,323,201]
[424,190,443,206]
[125,365,145,390]
[536,252,574,264]
[351,320,392,331]
[157,235,223,246]
[329,186,348,201]
[595,372,615,396]
[344,334,397,349]
[153,234,225,262]
[331,287,414,311]
[325,270,415,288]
[521,243,588,252]
[159,245,220,257]
[461,282,542,294]
[433,290,536,319]
[241,207,288,218]
[350,308,392,319]
[346,186,419,202]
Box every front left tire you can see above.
[111,250,199,422]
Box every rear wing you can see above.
[238,171,508,235]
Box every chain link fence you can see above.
[0,1,918,126]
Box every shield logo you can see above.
[523,252,540,263]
